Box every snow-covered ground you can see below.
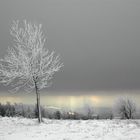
[0,117,140,140]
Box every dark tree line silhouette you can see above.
[0,98,139,120]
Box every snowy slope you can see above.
[0,117,140,140]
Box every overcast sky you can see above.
[0,0,140,94]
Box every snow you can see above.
[0,117,140,140]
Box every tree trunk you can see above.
[34,80,42,123]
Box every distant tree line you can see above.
[0,102,111,120]
[0,98,139,120]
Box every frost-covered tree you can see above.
[115,98,136,119]
[0,21,63,123]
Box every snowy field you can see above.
[0,117,140,140]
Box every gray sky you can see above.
[0,0,140,93]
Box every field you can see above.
[0,117,140,140]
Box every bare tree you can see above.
[84,104,94,119]
[0,20,63,123]
[115,98,136,119]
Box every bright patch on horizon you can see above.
[90,96,100,104]
[0,92,140,109]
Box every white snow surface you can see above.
[0,117,140,140]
